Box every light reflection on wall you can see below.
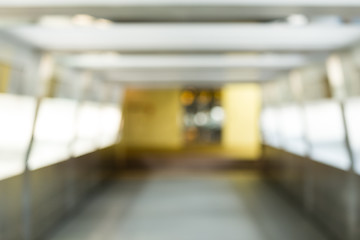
[0,94,36,179]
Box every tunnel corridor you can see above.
[2,1,360,240]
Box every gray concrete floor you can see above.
[50,171,329,240]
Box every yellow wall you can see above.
[0,64,11,93]
[122,89,183,149]
[222,83,261,159]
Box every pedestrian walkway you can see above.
[50,171,329,240]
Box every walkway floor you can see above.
[50,171,329,240]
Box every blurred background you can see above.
[1,1,360,240]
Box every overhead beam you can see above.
[102,68,280,83]
[57,53,320,70]
[1,1,360,21]
[6,24,360,52]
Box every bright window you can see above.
[304,101,350,170]
[0,94,36,179]
[29,98,77,170]
[345,98,360,174]
[98,104,121,148]
[260,107,280,147]
[72,102,101,157]
[278,104,307,156]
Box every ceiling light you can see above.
[71,14,94,26]
[326,54,345,88]
[94,18,113,29]
[38,15,72,27]
[287,14,308,26]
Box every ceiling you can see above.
[2,1,360,21]
[58,53,315,69]
[7,24,360,52]
[1,0,360,86]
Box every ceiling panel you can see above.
[103,68,266,83]
[2,0,360,7]
[1,1,360,21]
[6,24,360,52]
[58,53,319,69]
